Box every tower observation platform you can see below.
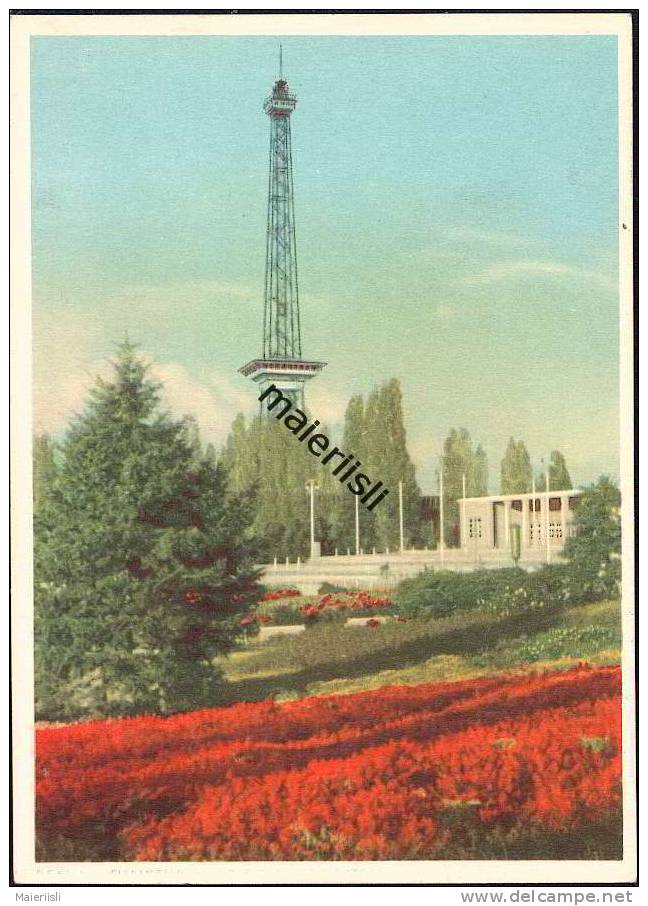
[239,56,326,411]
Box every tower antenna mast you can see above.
[239,58,326,410]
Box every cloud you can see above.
[441,225,537,248]
[31,303,257,444]
[464,259,618,291]
[153,361,255,448]
[33,309,111,435]
[305,383,348,430]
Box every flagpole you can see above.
[355,493,360,556]
[306,479,319,559]
[462,472,467,551]
[545,464,551,565]
[439,458,445,568]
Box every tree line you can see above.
[221,379,424,557]
[34,348,577,571]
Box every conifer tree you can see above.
[34,343,260,720]
[33,433,57,515]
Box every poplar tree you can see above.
[327,395,366,552]
[549,450,572,489]
[34,343,259,720]
[223,378,423,556]
[500,438,533,494]
[473,444,489,496]
[221,414,323,559]
[362,379,421,551]
[441,429,489,546]
[536,450,573,491]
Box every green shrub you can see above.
[393,567,526,618]
[393,560,614,622]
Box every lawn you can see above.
[221,599,621,701]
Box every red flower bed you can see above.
[259,588,301,602]
[35,666,621,861]
[299,591,393,619]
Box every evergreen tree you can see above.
[500,438,532,494]
[34,343,260,720]
[33,433,57,515]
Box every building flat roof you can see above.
[462,489,582,503]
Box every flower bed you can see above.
[259,588,302,602]
[252,590,395,627]
[36,665,621,861]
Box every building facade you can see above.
[459,489,582,560]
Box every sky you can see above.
[31,35,620,493]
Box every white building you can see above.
[459,488,582,560]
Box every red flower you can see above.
[34,666,622,863]
[260,588,300,602]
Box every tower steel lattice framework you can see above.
[239,56,326,410]
[263,74,301,359]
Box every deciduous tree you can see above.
[563,476,621,598]
[500,438,533,495]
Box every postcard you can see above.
[10,11,636,886]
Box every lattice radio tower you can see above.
[239,49,326,411]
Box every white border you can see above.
[10,10,637,886]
